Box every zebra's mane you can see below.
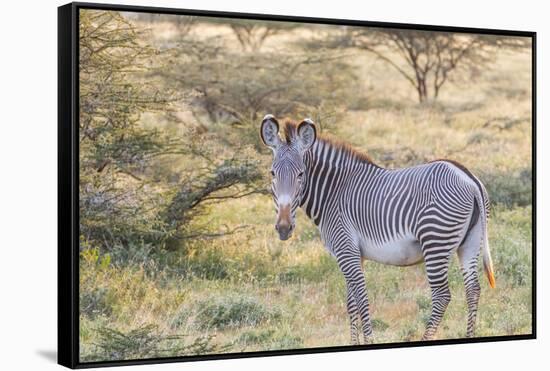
[281,119,380,167]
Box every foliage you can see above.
[86,324,230,362]
[481,168,532,208]
[79,10,176,248]
[162,156,265,241]
[157,37,359,139]
[79,10,265,250]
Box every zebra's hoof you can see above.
[364,335,375,345]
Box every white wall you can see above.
[0,0,545,369]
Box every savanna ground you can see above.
[78,10,533,362]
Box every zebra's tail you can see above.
[483,240,496,289]
[476,185,496,289]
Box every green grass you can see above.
[80,203,532,360]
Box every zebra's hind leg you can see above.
[461,263,480,338]
[420,238,455,341]
[458,220,482,338]
[346,283,360,345]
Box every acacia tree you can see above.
[133,13,197,37]
[319,28,530,103]
[156,36,359,151]
[225,19,299,52]
[79,10,264,250]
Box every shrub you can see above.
[196,295,281,330]
[84,324,231,362]
[481,168,532,207]
[91,324,164,361]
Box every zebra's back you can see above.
[337,161,481,266]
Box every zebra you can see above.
[259,114,496,344]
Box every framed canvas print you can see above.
[58,2,536,368]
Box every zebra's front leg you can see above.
[346,282,360,345]
[337,253,373,344]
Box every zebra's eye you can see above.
[298,171,304,178]
[270,170,275,177]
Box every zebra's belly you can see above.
[358,234,423,266]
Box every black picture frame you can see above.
[58,2,537,368]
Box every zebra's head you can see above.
[260,114,317,241]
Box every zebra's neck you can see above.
[299,138,383,226]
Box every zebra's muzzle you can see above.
[275,204,294,241]
[275,223,293,241]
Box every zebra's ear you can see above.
[297,119,317,151]
[260,114,282,151]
